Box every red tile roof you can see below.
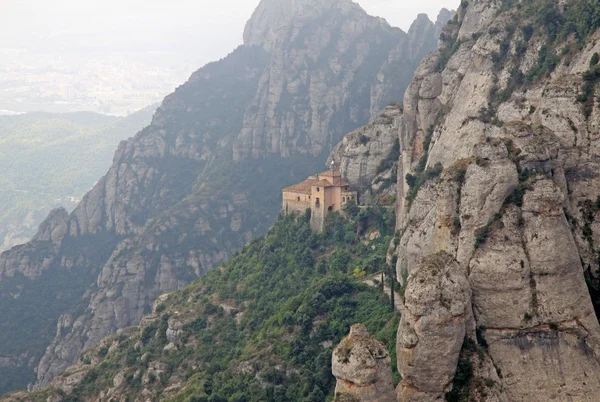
[314,179,333,188]
[283,171,352,194]
[283,179,314,194]
[318,169,342,177]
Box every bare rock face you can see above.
[235,0,402,161]
[328,104,402,199]
[0,208,68,281]
[393,0,600,400]
[397,252,472,401]
[234,0,451,161]
[332,324,396,402]
[32,208,69,245]
[369,10,454,120]
[244,0,342,52]
[0,0,451,394]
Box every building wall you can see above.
[324,187,357,213]
[284,176,358,232]
[310,185,328,232]
[341,191,357,207]
[310,203,325,232]
[329,187,342,212]
[282,191,311,214]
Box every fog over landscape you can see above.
[0,0,459,115]
[4,0,600,400]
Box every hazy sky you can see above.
[0,0,459,63]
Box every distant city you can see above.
[0,48,199,116]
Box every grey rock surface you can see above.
[333,324,396,402]
[328,104,402,200]
[397,252,472,401]
[393,0,600,400]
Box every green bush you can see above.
[53,211,400,402]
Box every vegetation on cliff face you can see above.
[10,206,398,402]
[393,0,600,399]
[0,107,155,393]
[0,1,446,391]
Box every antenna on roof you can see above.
[330,160,341,185]
[330,160,338,173]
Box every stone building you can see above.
[282,168,357,232]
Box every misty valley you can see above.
[2,1,600,401]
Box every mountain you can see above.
[390,0,600,400]
[9,0,600,400]
[0,107,156,252]
[0,0,451,395]
[2,208,398,402]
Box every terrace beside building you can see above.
[282,168,357,232]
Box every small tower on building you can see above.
[282,163,357,232]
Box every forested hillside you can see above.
[4,206,399,401]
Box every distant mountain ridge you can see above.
[0,107,156,252]
[0,0,452,395]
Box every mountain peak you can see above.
[243,0,367,51]
[413,13,432,24]
[436,7,454,25]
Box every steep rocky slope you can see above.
[0,107,155,252]
[1,210,399,402]
[391,0,600,400]
[0,0,451,395]
[11,0,600,400]
[328,103,402,202]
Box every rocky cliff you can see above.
[325,11,455,207]
[392,0,600,400]
[0,209,398,402]
[8,0,600,400]
[0,0,450,395]
[0,107,155,253]
[328,103,402,202]
[332,324,396,402]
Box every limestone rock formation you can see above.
[0,0,450,394]
[31,208,69,245]
[332,324,396,402]
[392,0,600,400]
[369,10,455,120]
[396,252,473,401]
[234,1,452,161]
[326,9,456,204]
[328,104,402,200]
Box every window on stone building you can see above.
[316,197,320,207]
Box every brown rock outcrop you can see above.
[332,324,396,402]
[397,252,473,401]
